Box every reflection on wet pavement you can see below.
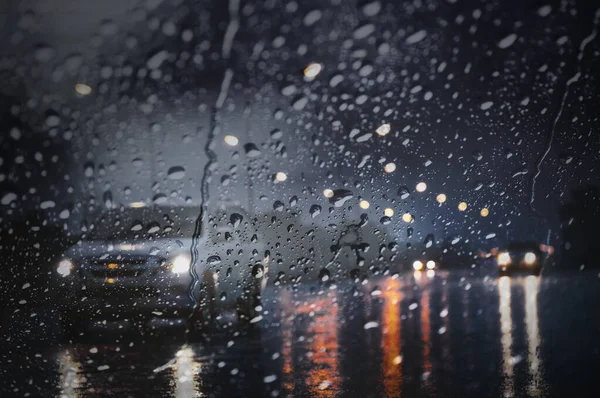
[6,271,600,397]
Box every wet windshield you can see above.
[85,206,199,241]
[2,0,599,397]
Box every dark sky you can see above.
[1,0,599,250]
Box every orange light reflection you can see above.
[381,278,402,396]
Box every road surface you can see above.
[2,270,600,397]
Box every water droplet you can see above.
[75,83,92,95]
[34,44,56,62]
[40,200,55,209]
[318,268,330,282]
[224,135,239,146]
[380,216,391,225]
[303,9,322,26]
[480,101,494,110]
[130,222,143,231]
[310,204,322,218]
[330,189,353,207]
[362,1,381,17]
[45,111,61,127]
[168,166,186,180]
[292,96,308,110]
[398,186,410,199]
[230,213,243,228]
[405,29,427,44]
[207,255,222,265]
[364,321,379,329]
[1,193,17,205]
[353,24,375,40]
[244,143,261,157]
[498,33,517,49]
[273,201,284,211]
[304,63,322,78]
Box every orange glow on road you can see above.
[382,278,403,397]
[304,296,340,396]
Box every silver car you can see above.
[54,204,268,339]
[54,206,196,338]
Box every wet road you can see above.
[3,270,600,397]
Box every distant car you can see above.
[493,242,545,275]
[412,259,438,271]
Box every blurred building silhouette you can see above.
[559,185,600,268]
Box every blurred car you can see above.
[493,242,546,275]
[53,205,197,338]
[53,203,268,339]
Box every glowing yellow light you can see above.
[304,63,322,78]
[402,213,412,223]
[224,135,239,146]
[436,193,447,204]
[359,200,370,209]
[275,172,287,182]
[416,182,427,192]
[413,261,424,271]
[458,202,468,211]
[130,202,146,208]
[498,252,511,266]
[108,263,118,269]
[480,208,489,217]
[106,278,115,284]
[75,83,92,95]
[384,208,394,217]
[376,123,391,136]
[524,252,537,265]
[323,189,334,198]
[384,163,396,173]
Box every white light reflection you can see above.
[57,349,82,398]
[498,276,514,397]
[523,276,543,397]
[172,346,200,398]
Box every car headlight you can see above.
[171,255,191,274]
[57,259,74,277]
[524,252,537,265]
[426,260,436,270]
[497,252,511,266]
[413,260,424,271]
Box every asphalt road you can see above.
[3,270,600,397]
